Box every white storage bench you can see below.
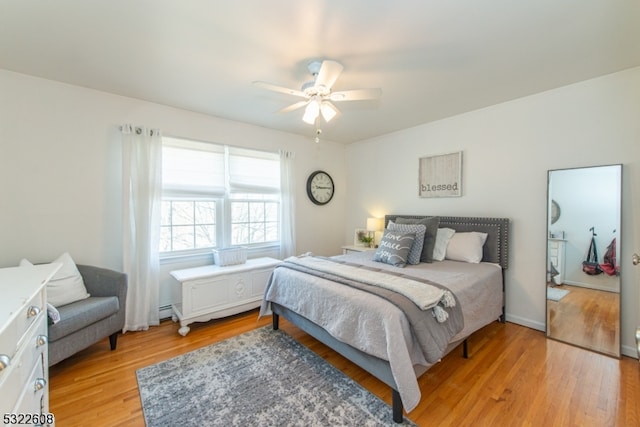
[170,257,281,336]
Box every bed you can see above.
[260,215,509,423]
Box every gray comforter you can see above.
[260,251,503,412]
[274,256,464,364]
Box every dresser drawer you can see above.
[13,352,47,415]
[0,290,45,361]
[1,264,58,423]
[0,313,47,415]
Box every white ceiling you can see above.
[1,1,639,144]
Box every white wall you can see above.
[0,70,347,305]
[345,67,640,357]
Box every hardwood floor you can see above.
[49,310,640,426]
[547,284,620,357]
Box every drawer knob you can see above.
[27,305,41,318]
[0,354,10,370]
[34,378,47,391]
[36,335,48,346]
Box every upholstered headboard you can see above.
[384,215,510,269]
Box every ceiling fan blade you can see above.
[315,60,343,89]
[330,88,382,102]
[253,81,306,98]
[278,100,309,113]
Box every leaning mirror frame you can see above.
[545,164,622,359]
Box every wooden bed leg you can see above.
[272,313,279,330]
[392,389,403,423]
[463,339,469,359]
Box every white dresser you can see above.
[170,257,281,336]
[1,264,60,426]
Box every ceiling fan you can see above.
[253,59,382,125]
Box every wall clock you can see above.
[550,199,561,224]
[306,170,334,205]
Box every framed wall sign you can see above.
[419,151,462,198]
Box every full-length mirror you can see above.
[546,164,622,358]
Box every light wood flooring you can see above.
[49,310,640,427]
[547,284,620,357]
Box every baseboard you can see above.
[505,313,545,332]
[562,280,620,293]
[621,344,637,359]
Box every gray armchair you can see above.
[47,265,127,366]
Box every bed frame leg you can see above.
[463,339,469,359]
[392,389,403,423]
[272,313,279,330]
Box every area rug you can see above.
[547,287,570,301]
[136,326,416,426]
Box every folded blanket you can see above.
[47,302,61,325]
[286,255,455,317]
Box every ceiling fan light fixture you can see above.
[254,58,382,128]
[320,101,338,122]
[302,100,320,124]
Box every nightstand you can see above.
[341,245,375,254]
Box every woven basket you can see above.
[212,247,247,266]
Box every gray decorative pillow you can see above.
[387,221,426,265]
[373,229,416,267]
[395,216,440,263]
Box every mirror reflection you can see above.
[546,164,622,358]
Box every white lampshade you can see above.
[302,100,320,124]
[320,102,338,122]
[366,217,383,232]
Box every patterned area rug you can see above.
[547,287,570,301]
[136,326,417,426]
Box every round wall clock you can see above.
[306,170,335,205]
[550,199,561,224]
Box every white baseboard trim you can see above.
[621,344,637,359]
[505,313,545,332]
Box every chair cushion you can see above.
[48,296,119,342]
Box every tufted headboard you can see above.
[384,215,510,269]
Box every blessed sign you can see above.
[419,151,462,198]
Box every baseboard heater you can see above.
[159,304,173,320]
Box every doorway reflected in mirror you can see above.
[546,164,622,358]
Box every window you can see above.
[160,137,280,255]
[229,195,279,245]
[160,200,216,252]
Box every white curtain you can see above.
[121,124,162,332]
[279,150,296,258]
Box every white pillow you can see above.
[432,228,456,261]
[20,252,90,307]
[445,232,488,263]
